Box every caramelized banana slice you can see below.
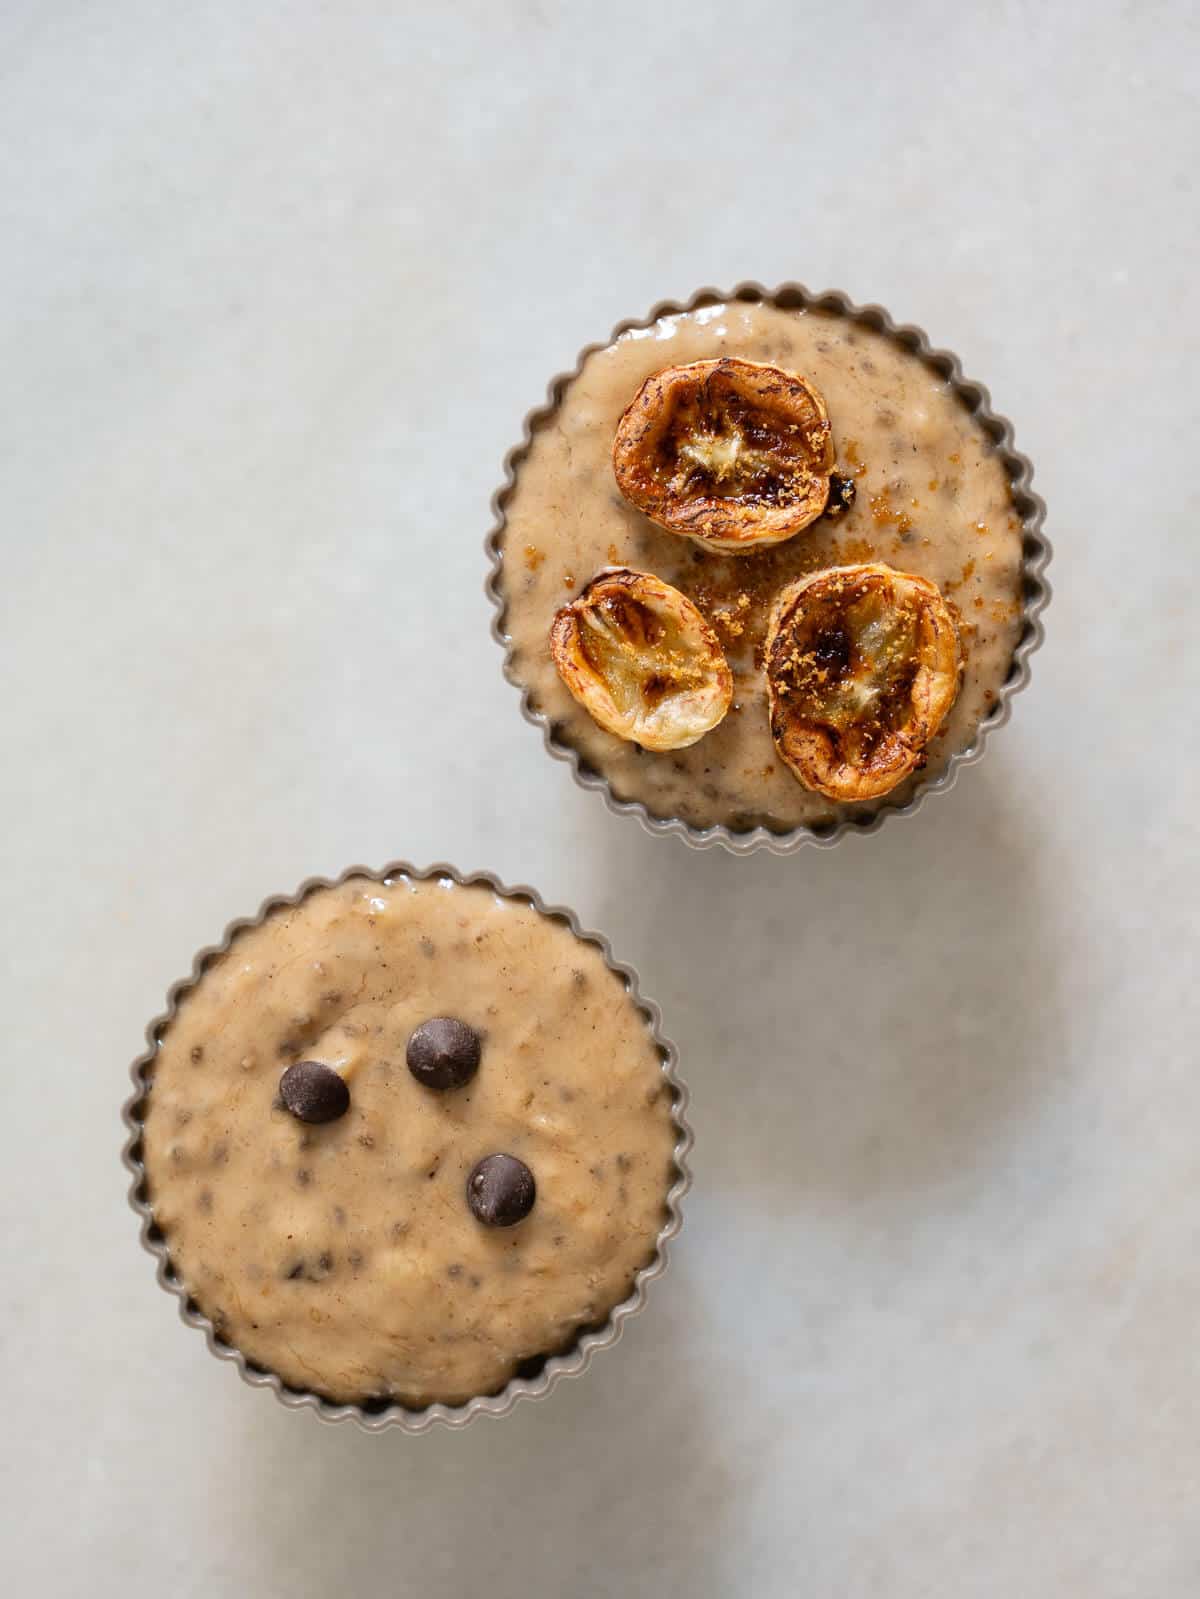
[550,568,732,750]
[765,563,962,802]
[612,357,836,552]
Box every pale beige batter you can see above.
[141,874,679,1407]
[498,301,1027,832]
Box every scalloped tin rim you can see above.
[485,281,1052,855]
[121,861,693,1434]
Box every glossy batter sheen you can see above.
[141,876,678,1407]
[499,301,1026,831]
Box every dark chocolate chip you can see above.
[466,1153,536,1227]
[824,472,857,517]
[407,1017,481,1091]
[279,1059,350,1123]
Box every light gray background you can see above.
[3,2,1198,1594]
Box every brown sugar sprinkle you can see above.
[606,543,620,563]
[834,536,880,565]
[948,452,961,465]
[523,544,545,571]
[928,478,940,492]
[961,558,976,583]
[974,522,989,537]
[684,543,832,661]
[868,488,914,536]
[562,571,575,588]
[710,592,751,638]
[842,438,868,478]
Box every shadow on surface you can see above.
[581,750,1067,1214]
[225,1261,726,1597]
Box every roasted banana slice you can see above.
[612,357,836,553]
[765,563,962,802]
[550,567,732,750]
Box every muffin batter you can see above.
[497,300,1026,832]
[141,874,679,1407]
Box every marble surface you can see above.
[3,2,1199,1594]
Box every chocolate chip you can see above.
[279,1060,350,1123]
[466,1154,536,1227]
[407,1017,481,1091]
[825,473,857,517]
